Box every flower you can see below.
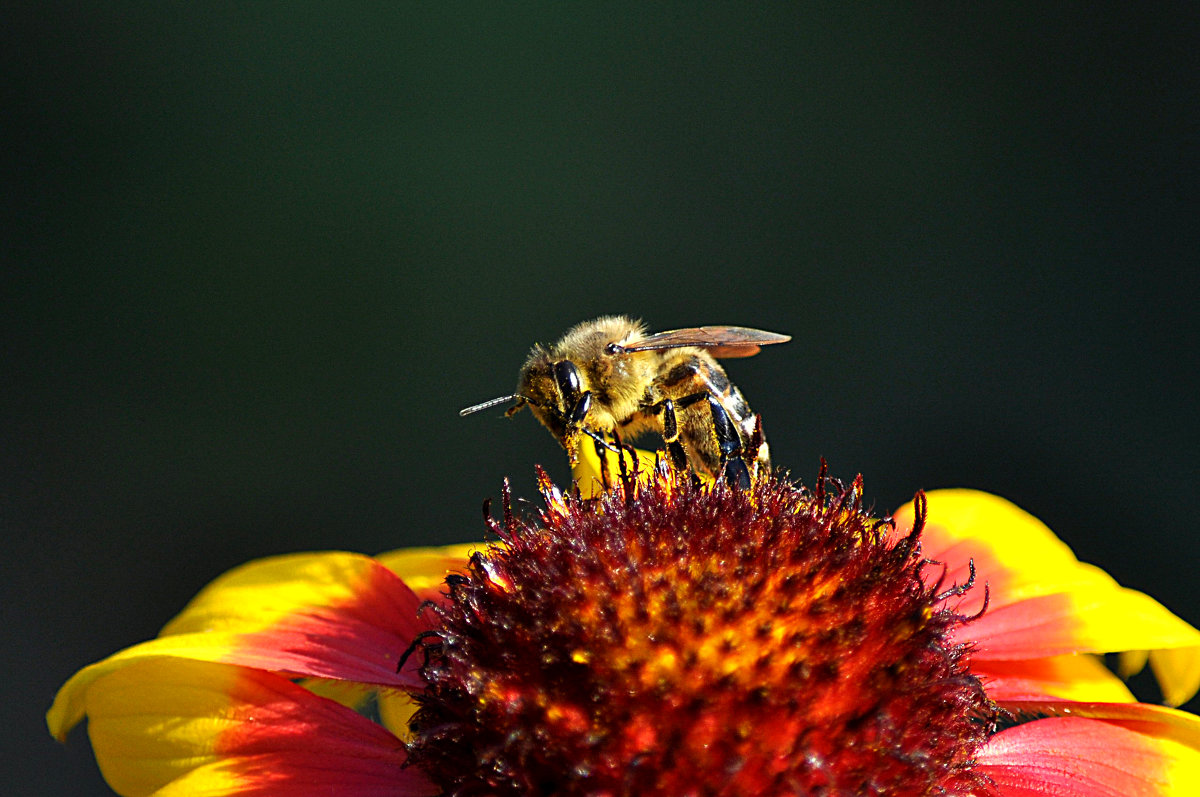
[49,454,1200,795]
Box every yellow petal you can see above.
[375,543,478,595]
[50,633,261,743]
[378,689,420,741]
[1150,647,1200,708]
[299,677,375,712]
[84,658,253,796]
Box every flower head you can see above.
[407,467,993,794]
[49,458,1200,796]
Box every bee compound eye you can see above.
[553,360,582,399]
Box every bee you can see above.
[460,316,790,487]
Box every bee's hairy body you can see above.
[516,316,771,480]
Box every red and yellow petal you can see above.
[50,552,432,742]
[979,653,1136,703]
[162,551,433,688]
[977,702,1200,796]
[80,657,436,797]
[375,543,478,602]
[159,551,424,639]
[893,490,1200,704]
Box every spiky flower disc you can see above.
[406,468,997,795]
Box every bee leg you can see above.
[706,396,752,490]
[723,456,752,489]
[568,391,592,426]
[658,398,690,473]
[581,426,621,455]
[593,435,612,490]
[648,391,750,488]
[744,414,765,474]
[611,428,643,489]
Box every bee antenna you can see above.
[459,395,519,416]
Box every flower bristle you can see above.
[406,468,997,796]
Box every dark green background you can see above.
[7,5,1198,794]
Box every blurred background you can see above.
[5,5,1198,793]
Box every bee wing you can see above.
[619,325,790,358]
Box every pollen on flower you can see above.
[405,466,998,796]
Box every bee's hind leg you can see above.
[705,396,752,490]
[651,393,751,489]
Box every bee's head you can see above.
[461,347,603,466]
[516,356,590,463]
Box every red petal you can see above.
[978,702,1200,796]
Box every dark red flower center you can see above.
[406,468,997,796]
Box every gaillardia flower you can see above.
[50,456,1200,795]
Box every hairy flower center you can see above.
[406,469,996,796]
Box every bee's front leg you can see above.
[567,391,592,427]
[593,434,612,490]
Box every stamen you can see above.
[936,559,978,603]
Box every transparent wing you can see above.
[618,325,790,358]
